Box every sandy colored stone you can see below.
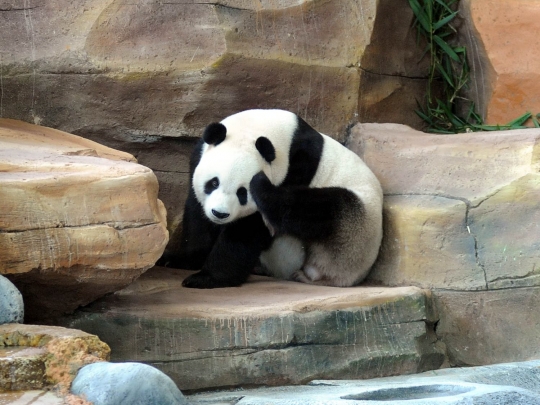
[433,288,540,367]
[348,123,540,290]
[0,119,168,320]
[62,267,444,391]
[459,0,540,125]
[0,323,110,392]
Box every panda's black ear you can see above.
[203,123,227,146]
[255,136,275,163]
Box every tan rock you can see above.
[0,323,110,392]
[0,119,168,321]
[348,123,540,290]
[433,288,540,366]
[460,0,540,124]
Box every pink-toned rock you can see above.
[0,119,168,321]
[460,0,540,124]
[348,123,540,291]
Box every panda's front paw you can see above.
[250,171,274,204]
[182,271,242,289]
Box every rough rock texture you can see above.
[61,267,444,391]
[0,0,431,250]
[348,123,540,367]
[189,360,540,405]
[71,362,187,405]
[433,288,540,367]
[349,123,540,291]
[0,323,110,392]
[459,0,540,124]
[0,275,24,324]
[0,119,168,321]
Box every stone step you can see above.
[61,267,445,392]
[0,346,47,391]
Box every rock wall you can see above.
[459,0,540,124]
[0,0,430,246]
[349,123,540,367]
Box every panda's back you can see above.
[311,134,383,208]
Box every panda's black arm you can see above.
[159,186,221,270]
[250,172,362,242]
[182,212,272,289]
[158,138,220,270]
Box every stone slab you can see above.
[433,288,540,367]
[60,267,444,391]
[189,360,540,404]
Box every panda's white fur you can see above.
[190,109,383,287]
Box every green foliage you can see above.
[409,0,540,133]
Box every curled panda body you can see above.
[171,109,383,289]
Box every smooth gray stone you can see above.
[0,275,24,324]
[189,360,540,404]
[71,362,187,405]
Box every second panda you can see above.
[169,109,383,289]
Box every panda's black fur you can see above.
[165,109,383,289]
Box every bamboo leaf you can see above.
[433,35,460,61]
[505,112,531,127]
[409,0,431,33]
[433,11,458,31]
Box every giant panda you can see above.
[168,109,383,289]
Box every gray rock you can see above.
[71,362,187,405]
[0,275,24,324]
[189,360,540,405]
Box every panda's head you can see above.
[192,121,277,225]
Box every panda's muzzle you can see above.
[212,209,230,220]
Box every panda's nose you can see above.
[212,209,230,220]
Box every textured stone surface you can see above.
[459,0,540,125]
[0,119,168,321]
[0,274,24,324]
[189,360,540,405]
[433,288,540,367]
[71,362,187,405]
[348,123,540,291]
[0,0,431,249]
[0,323,110,392]
[60,267,444,391]
[0,391,66,405]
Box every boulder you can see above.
[0,119,168,321]
[0,323,110,392]
[0,275,24,324]
[61,267,444,391]
[348,123,540,291]
[348,123,540,367]
[71,362,187,405]
[459,0,540,125]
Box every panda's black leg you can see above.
[250,171,361,242]
[182,212,273,289]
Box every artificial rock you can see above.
[0,323,110,392]
[459,0,540,125]
[0,275,24,324]
[348,123,540,291]
[0,119,168,321]
[71,362,187,405]
[61,267,444,391]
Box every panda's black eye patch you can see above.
[204,177,219,194]
[237,187,248,205]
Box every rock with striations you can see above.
[348,123,540,367]
[459,0,540,125]
[0,119,168,322]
